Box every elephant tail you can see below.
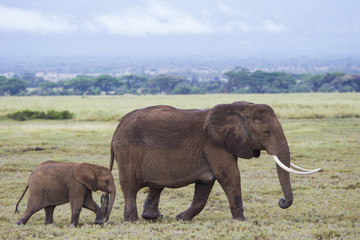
[15,185,28,213]
[109,145,114,172]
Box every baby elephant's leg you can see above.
[83,191,104,225]
[44,206,56,224]
[70,197,84,227]
[16,197,43,225]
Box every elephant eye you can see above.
[264,130,270,136]
[105,179,110,185]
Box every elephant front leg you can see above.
[142,187,163,220]
[69,188,87,227]
[206,151,247,221]
[44,206,56,224]
[218,179,247,221]
[176,181,215,221]
[70,197,85,227]
[216,169,247,221]
[70,205,82,227]
[83,191,104,225]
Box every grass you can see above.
[0,93,359,121]
[0,93,359,239]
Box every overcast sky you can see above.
[0,0,359,60]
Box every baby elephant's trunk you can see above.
[101,190,116,222]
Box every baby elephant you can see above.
[15,161,116,227]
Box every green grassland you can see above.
[0,93,359,120]
[0,93,359,239]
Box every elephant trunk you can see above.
[101,186,116,222]
[267,141,293,209]
[106,189,116,222]
[275,145,293,209]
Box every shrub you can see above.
[8,110,74,121]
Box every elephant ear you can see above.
[74,163,98,191]
[205,103,254,159]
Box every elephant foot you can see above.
[45,217,54,225]
[142,208,163,221]
[15,219,23,225]
[94,219,105,225]
[232,215,248,221]
[142,212,163,221]
[176,213,193,221]
[124,215,140,222]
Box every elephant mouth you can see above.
[271,155,322,175]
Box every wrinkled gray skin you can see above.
[110,101,292,221]
[15,161,116,227]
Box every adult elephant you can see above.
[109,101,320,221]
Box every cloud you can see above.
[226,19,286,33]
[0,3,286,36]
[92,4,214,36]
[0,4,77,33]
[260,19,286,33]
[218,1,237,14]
[90,3,286,36]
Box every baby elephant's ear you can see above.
[74,163,98,191]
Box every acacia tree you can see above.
[63,76,94,94]
[94,75,121,95]
[150,74,185,94]
[0,77,28,95]
[249,70,269,93]
[38,81,58,95]
[264,72,296,93]
[119,75,149,94]
[224,68,297,93]
[20,72,45,87]
[223,67,251,93]
[311,72,345,92]
[333,74,360,92]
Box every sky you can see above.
[0,0,360,61]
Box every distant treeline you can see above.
[1,68,359,96]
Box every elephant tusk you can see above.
[272,155,321,175]
[290,162,322,173]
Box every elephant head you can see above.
[74,163,116,221]
[205,101,321,209]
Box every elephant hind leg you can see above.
[176,181,214,221]
[44,206,56,224]
[117,159,141,221]
[16,194,44,225]
[123,188,140,221]
[16,205,43,225]
[142,187,163,220]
